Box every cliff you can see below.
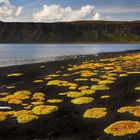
[0,20,140,43]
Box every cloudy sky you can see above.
[0,0,140,22]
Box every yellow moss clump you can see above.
[0,92,9,96]
[135,86,140,90]
[14,90,32,97]
[69,86,77,90]
[17,114,38,123]
[127,72,140,74]
[90,78,100,82]
[101,95,110,99]
[0,112,7,121]
[83,108,107,119]
[117,106,140,117]
[32,92,45,101]
[13,110,33,117]
[81,89,95,95]
[104,120,140,136]
[8,99,23,105]
[107,77,117,81]
[71,97,93,105]
[33,80,44,83]
[78,86,89,90]
[98,80,114,85]
[62,74,70,77]
[24,105,33,110]
[136,99,140,103]
[59,91,85,98]
[91,85,110,90]
[74,78,88,81]
[119,74,128,77]
[31,101,44,106]
[0,91,31,103]
[7,73,23,77]
[47,80,78,89]
[47,99,63,103]
[6,86,15,89]
[32,105,58,115]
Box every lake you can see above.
[0,44,139,67]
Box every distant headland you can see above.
[0,20,140,43]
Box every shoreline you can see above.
[0,49,139,69]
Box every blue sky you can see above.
[0,0,140,22]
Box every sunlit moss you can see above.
[69,86,77,90]
[101,95,110,99]
[104,67,114,70]
[33,80,44,83]
[24,105,33,110]
[78,86,89,90]
[83,108,107,119]
[5,111,15,116]
[98,80,114,85]
[0,112,7,121]
[74,78,88,81]
[32,105,58,115]
[48,74,60,78]
[135,86,140,90]
[17,114,38,123]
[107,77,117,81]
[71,97,93,105]
[60,91,85,98]
[47,99,63,103]
[119,74,128,77]
[14,90,32,96]
[6,86,15,89]
[7,73,23,77]
[59,92,67,96]
[62,74,70,77]
[91,85,110,90]
[14,90,31,100]
[90,78,100,82]
[0,91,30,103]
[136,99,140,103]
[117,106,140,117]
[47,80,78,88]
[13,110,33,117]
[0,92,9,96]
[8,99,23,105]
[44,77,52,80]
[31,101,44,106]
[81,89,95,95]
[104,120,140,136]
[127,72,140,74]
[32,92,45,101]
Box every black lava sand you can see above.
[0,50,139,140]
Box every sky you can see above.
[0,0,140,22]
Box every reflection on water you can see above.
[0,44,139,67]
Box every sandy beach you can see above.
[0,50,139,140]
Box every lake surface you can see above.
[0,44,139,67]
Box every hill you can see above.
[0,20,140,43]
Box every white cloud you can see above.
[0,0,22,21]
[33,4,95,22]
[93,12,101,20]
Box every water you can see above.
[0,44,139,67]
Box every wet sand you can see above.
[0,50,139,140]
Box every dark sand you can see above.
[0,50,139,140]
